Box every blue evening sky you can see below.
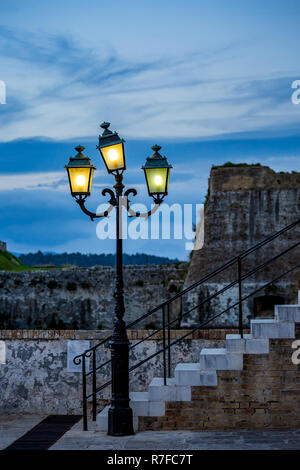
[0,0,300,260]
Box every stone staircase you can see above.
[97,301,300,432]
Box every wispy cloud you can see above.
[0,171,66,191]
[0,25,299,142]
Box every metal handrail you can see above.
[77,217,300,430]
[87,243,300,397]
[74,216,300,363]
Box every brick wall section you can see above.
[139,323,300,431]
[0,328,246,341]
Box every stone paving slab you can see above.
[1,416,300,450]
[0,415,46,450]
[50,419,300,450]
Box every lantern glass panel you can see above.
[67,167,93,195]
[145,167,169,195]
[100,143,125,172]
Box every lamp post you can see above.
[65,122,172,436]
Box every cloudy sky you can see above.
[0,0,300,260]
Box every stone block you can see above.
[130,392,165,416]
[148,377,191,401]
[67,340,90,372]
[251,319,295,339]
[174,363,218,386]
[0,340,5,364]
[226,334,250,353]
[225,333,269,355]
[275,305,300,323]
[245,338,269,354]
[200,348,243,370]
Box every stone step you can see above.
[200,348,243,370]
[130,391,165,417]
[174,363,218,386]
[130,391,149,401]
[96,405,139,432]
[275,305,300,323]
[226,334,269,354]
[148,377,191,402]
[96,296,300,433]
[251,319,295,339]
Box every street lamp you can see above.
[64,122,172,436]
[142,144,172,198]
[97,121,126,173]
[65,145,95,196]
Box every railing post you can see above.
[162,305,167,385]
[238,256,243,338]
[82,355,88,431]
[92,350,97,421]
[167,303,171,378]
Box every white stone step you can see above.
[226,334,269,354]
[275,305,300,323]
[96,405,139,432]
[130,391,149,401]
[148,377,191,402]
[174,363,218,386]
[200,348,243,370]
[251,319,295,339]
[130,391,165,416]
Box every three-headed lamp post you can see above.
[64,122,172,436]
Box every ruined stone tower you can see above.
[0,241,6,251]
[182,164,300,327]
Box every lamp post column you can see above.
[108,173,134,436]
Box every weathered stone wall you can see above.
[0,329,240,414]
[182,166,300,327]
[0,242,6,252]
[139,324,300,431]
[0,264,187,330]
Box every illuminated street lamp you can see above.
[142,144,172,199]
[65,145,95,196]
[65,122,172,436]
[97,121,126,173]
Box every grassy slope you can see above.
[0,250,32,271]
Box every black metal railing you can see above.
[74,218,300,430]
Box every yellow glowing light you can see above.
[76,174,86,187]
[144,168,169,195]
[67,167,94,195]
[154,175,163,185]
[100,143,125,172]
[107,149,119,162]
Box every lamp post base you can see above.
[108,406,134,436]
[107,338,134,436]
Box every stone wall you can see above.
[0,241,6,252]
[0,328,240,414]
[0,264,187,330]
[182,166,300,327]
[139,324,300,431]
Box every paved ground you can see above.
[1,415,300,450]
[0,415,46,450]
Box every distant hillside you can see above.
[19,251,180,267]
[0,250,28,271]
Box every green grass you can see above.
[0,250,52,272]
[0,250,26,270]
